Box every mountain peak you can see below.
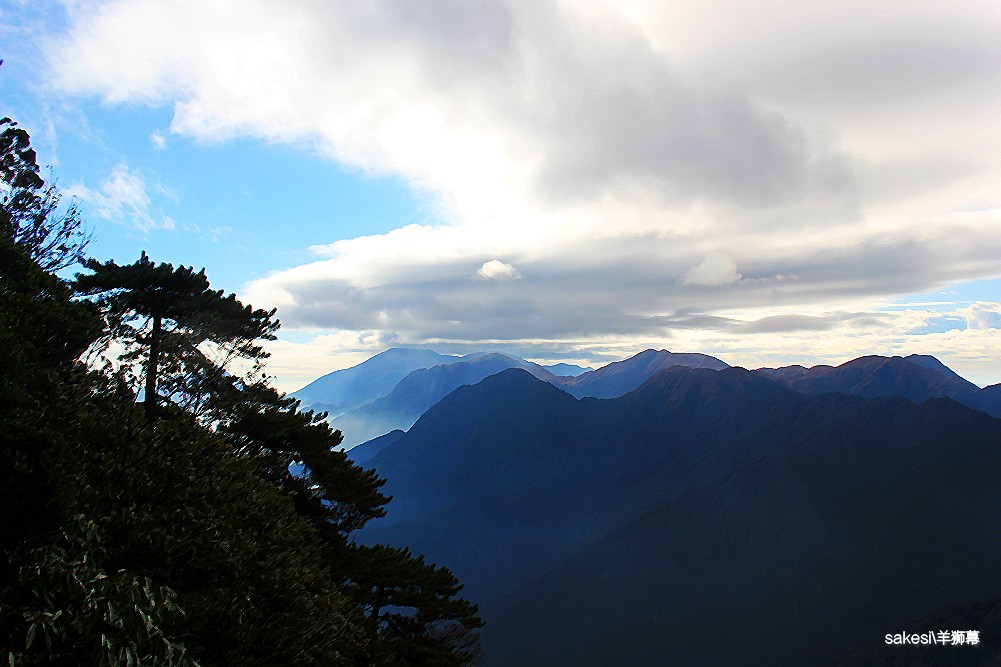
[904,353,966,381]
[291,347,458,415]
[377,347,439,358]
[472,366,558,392]
[560,348,729,399]
[757,354,980,405]
[464,351,519,364]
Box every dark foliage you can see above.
[74,253,280,419]
[0,117,90,271]
[334,544,484,666]
[1,120,480,665]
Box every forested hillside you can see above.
[0,117,481,666]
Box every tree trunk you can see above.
[144,313,162,420]
[371,585,384,622]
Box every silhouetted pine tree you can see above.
[74,254,279,419]
[2,117,481,665]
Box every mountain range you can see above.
[294,347,731,447]
[557,348,730,398]
[356,364,1001,665]
[755,354,1001,418]
[296,348,1001,451]
[290,348,1001,664]
[329,353,562,447]
[292,348,458,416]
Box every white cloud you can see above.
[41,0,1001,383]
[209,225,233,243]
[149,130,166,149]
[45,0,860,219]
[261,330,399,393]
[963,302,1001,330]
[475,260,522,281]
[682,252,742,286]
[263,299,1001,393]
[238,207,1001,346]
[65,163,174,232]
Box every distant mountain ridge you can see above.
[345,429,405,465]
[291,348,457,415]
[299,347,731,448]
[331,352,559,447]
[755,354,1001,418]
[552,348,730,399]
[543,362,591,377]
[293,348,1001,453]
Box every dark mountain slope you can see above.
[836,596,1001,665]
[972,383,1001,419]
[487,396,1001,665]
[360,368,853,599]
[360,367,1001,664]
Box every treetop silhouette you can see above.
[75,251,279,419]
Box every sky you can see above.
[3,0,1001,392]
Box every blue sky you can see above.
[1,50,427,294]
[3,1,1001,391]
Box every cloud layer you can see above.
[43,0,1001,384]
[65,163,174,233]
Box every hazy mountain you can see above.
[294,348,724,429]
[345,429,405,465]
[543,362,591,376]
[333,353,559,447]
[360,366,1001,664]
[554,348,730,398]
[290,348,457,415]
